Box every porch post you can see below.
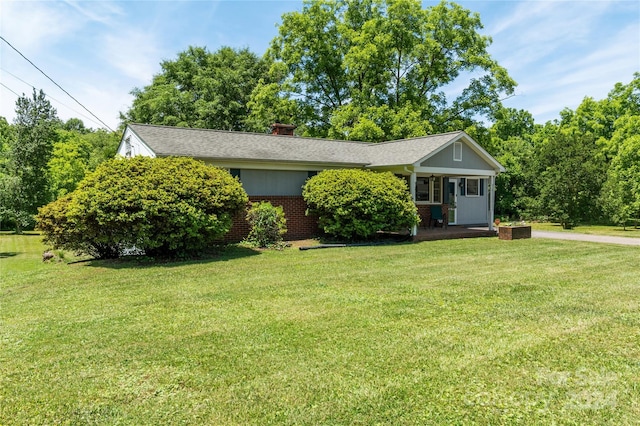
[489,175,496,231]
[410,171,417,236]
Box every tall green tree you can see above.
[3,89,59,232]
[249,0,516,141]
[46,126,120,199]
[0,117,16,229]
[122,46,272,131]
[492,74,639,223]
[601,117,640,228]
[559,73,640,157]
[0,117,14,171]
[489,108,538,218]
[48,129,92,198]
[82,129,120,170]
[536,131,606,228]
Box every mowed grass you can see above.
[531,222,640,238]
[1,234,639,424]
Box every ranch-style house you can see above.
[117,123,505,241]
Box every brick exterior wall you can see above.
[417,204,449,228]
[226,198,444,242]
[225,196,319,242]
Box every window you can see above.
[466,178,479,196]
[230,169,241,179]
[124,137,132,158]
[416,177,430,201]
[433,177,441,202]
[415,176,442,203]
[453,141,462,161]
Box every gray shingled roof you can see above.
[365,132,464,167]
[127,123,465,167]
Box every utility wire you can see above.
[1,67,34,89]
[0,35,115,132]
[1,67,105,128]
[0,81,21,97]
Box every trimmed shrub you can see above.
[245,201,287,248]
[302,169,419,240]
[37,194,121,259]
[36,156,248,258]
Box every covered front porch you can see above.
[407,172,497,237]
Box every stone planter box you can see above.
[498,225,531,240]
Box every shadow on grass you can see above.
[0,252,19,258]
[83,244,262,269]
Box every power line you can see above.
[0,82,20,97]
[0,35,115,132]
[1,68,106,128]
[1,67,33,89]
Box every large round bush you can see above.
[37,156,248,258]
[302,169,419,240]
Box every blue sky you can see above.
[1,0,638,131]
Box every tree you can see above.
[0,116,13,170]
[37,157,248,258]
[488,108,538,219]
[48,129,92,198]
[82,129,121,170]
[62,117,89,134]
[601,126,640,228]
[559,73,640,159]
[122,46,271,131]
[535,131,606,229]
[3,89,59,232]
[249,0,516,141]
[46,127,120,199]
[302,169,419,240]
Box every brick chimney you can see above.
[271,123,296,136]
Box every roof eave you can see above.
[154,152,368,168]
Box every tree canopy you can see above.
[1,94,120,232]
[248,0,516,141]
[0,90,59,231]
[121,46,272,131]
[489,73,640,227]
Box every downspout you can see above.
[405,166,418,236]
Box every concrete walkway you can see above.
[532,230,640,246]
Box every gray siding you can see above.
[239,169,309,196]
[421,142,493,170]
[455,178,489,225]
[456,194,488,224]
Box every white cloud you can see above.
[488,1,618,71]
[0,1,79,53]
[101,30,163,84]
[62,0,124,26]
[481,0,639,123]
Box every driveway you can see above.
[532,231,640,246]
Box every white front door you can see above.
[447,179,457,225]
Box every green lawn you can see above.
[530,222,640,238]
[1,234,639,424]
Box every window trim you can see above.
[415,177,430,202]
[453,141,462,162]
[415,176,442,204]
[466,178,480,197]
